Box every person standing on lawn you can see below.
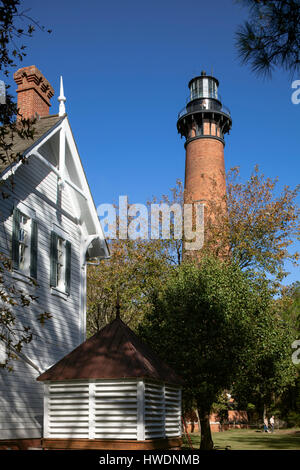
[263,417,270,433]
[269,416,275,433]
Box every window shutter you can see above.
[30,219,38,279]
[50,231,58,287]
[65,241,71,295]
[12,208,20,270]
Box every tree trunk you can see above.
[263,403,268,433]
[195,408,201,435]
[198,409,214,450]
[263,403,267,421]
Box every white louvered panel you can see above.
[144,381,164,439]
[94,379,138,439]
[165,385,181,437]
[47,381,89,438]
[44,379,182,441]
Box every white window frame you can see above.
[13,203,36,278]
[0,339,8,365]
[51,224,70,298]
[56,236,66,292]
[18,212,31,276]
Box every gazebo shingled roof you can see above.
[37,317,183,386]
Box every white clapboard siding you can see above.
[94,380,138,439]
[46,382,90,438]
[165,385,181,437]
[0,153,87,439]
[0,359,44,439]
[144,381,165,439]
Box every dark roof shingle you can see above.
[0,114,63,174]
[37,317,183,386]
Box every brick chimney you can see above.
[14,65,54,120]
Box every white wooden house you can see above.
[0,66,108,449]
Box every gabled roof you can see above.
[37,317,183,386]
[1,113,109,258]
[0,115,63,174]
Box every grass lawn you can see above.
[182,428,300,450]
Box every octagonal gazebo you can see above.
[37,314,183,450]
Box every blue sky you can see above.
[8,0,300,283]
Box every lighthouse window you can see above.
[198,80,203,98]
[208,80,217,99]
[202,78,208,98]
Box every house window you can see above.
[0,340,7,365]
[12,208,38,278]
[19,214,30,271]
[50,231,71,294]
[57,237,65,291]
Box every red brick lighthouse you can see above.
[177,71,232,251]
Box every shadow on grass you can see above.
[182,429,300,450]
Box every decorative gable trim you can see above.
[2,115,109,261]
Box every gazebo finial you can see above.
[116,292,120,319]
[58,76,66,116]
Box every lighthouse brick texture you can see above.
[14,65,54,119]
[184,138,226,205]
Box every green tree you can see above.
[235,0,300,76]
[279,281,300,335]
[231,303,295,423]
[272,283,300,425]
[139,257,293,449]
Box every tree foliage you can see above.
[87,167,299,335]
[201,166,299,284]
[138,257,294,449]
[0,0,51,76]
[87,239,172,335]
[86,181,184,335]
[0,0,51,369]
[0,0,52,178]
[231,301,296,417]
[274,281,300,337]
[224,166,299,281]
[236,0,300,76]
[271,283,300,425]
